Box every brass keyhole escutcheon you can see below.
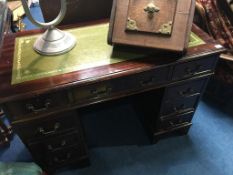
[144,2,160,18]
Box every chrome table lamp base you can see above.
[33,28,76,55]
[21,0,76,56]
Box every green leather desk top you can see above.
[12,24,205,85]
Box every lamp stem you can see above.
[21,0,67,28]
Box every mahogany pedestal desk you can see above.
[0,21,225,173]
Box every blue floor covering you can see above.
[1,5,233,175]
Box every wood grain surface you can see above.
[109,0,196,52]
[0,20,225,104]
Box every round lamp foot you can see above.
[33,28,77,56]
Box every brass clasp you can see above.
[144,2,160,18]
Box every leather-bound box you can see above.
[108,0,195,53]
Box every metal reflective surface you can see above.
[21,0,77,55]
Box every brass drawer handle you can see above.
[38,122,60,135]
[140,77,155,86]
[169,121,175,127]
[179,88,200,97]
[90,87,112,98]
[26,99,51,113]
[173,104,185,112]
[53,153,71,163]
[168,121,186,127]
[185,65,202,75]
[47,140,67,151]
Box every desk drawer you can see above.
[30,143,88,169]
[172,57,215,80]
[6,91,70,118]
[29,131,82,152]
[164,78,206,100]
[72,67,169,104]
[153,122,192,143]
[160,96,198,116]
[46,145,88,168]
[72,81,115,103]
[133,67,169,88]
[28,131,88,168]
[160,111,194,129]
[13,111,78,141]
